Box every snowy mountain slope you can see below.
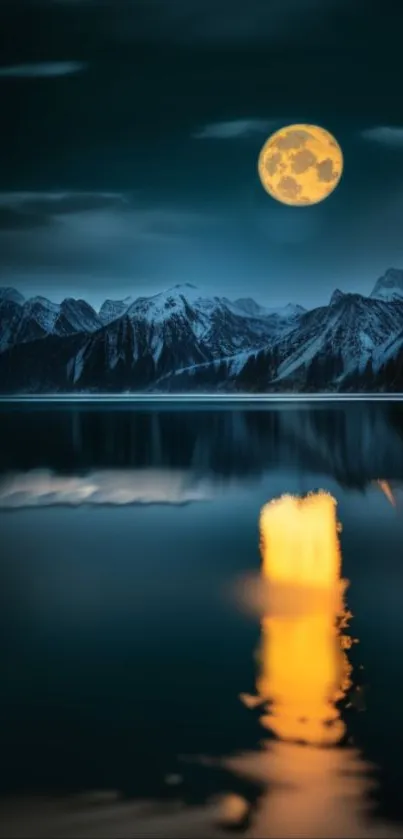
[0,287,25,306]
[329,289,346,306]
[121,284,302,363]
[0,291,102,352]
[67,311,215,389]
[273,293,403,384]
[0,331,88,393]
[0,297,24,353]
[99,296,134,325]
[0,295,53,351]
[371,328,403,371]
[1,270,403,393]
[150,289,403,393]
[230,297,268,317]
[0,283,302,390]
[227,297,305,319]
[0,283,305,361]
[17,296,63,337]
[0,311,211,393]
[370,268,403,302]
[18,296,101,338]
[57,298,102,334]
[101,284,303,327]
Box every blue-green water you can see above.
[1,403,403,837]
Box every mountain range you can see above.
[1,268,403,393]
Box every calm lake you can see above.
[1,401,403,838]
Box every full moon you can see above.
[257,124,343,206]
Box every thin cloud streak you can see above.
[0,191,128,211]
[361,126,403,148]
[192,119,280,140]
[0,62,87,78]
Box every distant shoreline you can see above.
[0,394,402,404]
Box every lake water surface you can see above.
[1,402,403,838]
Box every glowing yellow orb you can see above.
[257,124,343,206]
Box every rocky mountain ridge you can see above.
[1,268,403,393]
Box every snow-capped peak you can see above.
[25,295,59,310]
[169,283,198,293]
[153,283,201,305]
[99,286,202,326]
[0,287,25,306]
[59,297,101,332]
[370,268,403,302]
[329,289,346,306]
[23,296,60,322]
[99,296,134,325]
[125,284,207,323]
[232,297,267,317]
[270,302,306,317]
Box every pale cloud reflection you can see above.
[0,469,215,509]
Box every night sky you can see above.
[1,0,403,309]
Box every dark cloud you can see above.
[0,191,235,304]
[0,192,130,229]
[0,0,355,55]
[101,0,348,46]
[0,207,54,231]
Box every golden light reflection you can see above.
[215,492,403,836]
[252,492,352,746]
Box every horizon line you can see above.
[0,394,402,404]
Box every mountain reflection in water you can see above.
[1,402,403,488]
[1,404,403,510]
